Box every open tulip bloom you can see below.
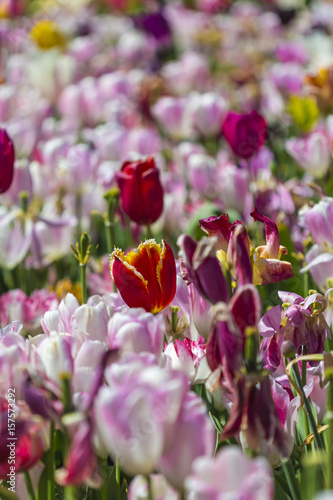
[2,1,333,499]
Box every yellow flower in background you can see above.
[54,278,82,304]
[288,95,319,133]
[30,20,66,50]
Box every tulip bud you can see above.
[116,157,164,226]
[0,128,15,194]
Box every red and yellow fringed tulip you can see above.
[110,239,176,314]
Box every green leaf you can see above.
[273,472,292,500]
[209,411,223,434]
[37,462,48,500]
[0,485,20,500]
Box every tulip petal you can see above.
[155,240,177,312]
[251,206,280,259]
[111,251,152,311]
[255,257,294,286]
[229,284,261,334]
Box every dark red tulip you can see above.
[0,128,15,194]
[116,157,164,226]
[222,111,267,159]
[110,239,176,314]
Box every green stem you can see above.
[48,422,55,500]
[292,364,324,450]
[64,486,75,500]
[146,225,153,240]
[24,471,36,500]
[327,374,333,489]
[302,268,309,297]
[281,461,301,500]
[116,460,121,500]
[105,221,115,255]
[146,475,153,500]
[76,194,82,240]
[105,221,117,292]
[80,263,87,304]
[171,306,179,334]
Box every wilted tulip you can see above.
[251,207,294,285]
[116,157,164,225]
[0,128,15,194]
[222,111,267,159]
[110,240,176,314]
[177,234,229,305]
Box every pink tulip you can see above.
[185,446,274,500]
[285,131,331,179]
[108,308,164,359]
[94,354,188,476]
[158,392,215,490]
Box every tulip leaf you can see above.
[273,472,292,500]
[0,485,19,500]
[37,460,49,500]
[209,411,223,434]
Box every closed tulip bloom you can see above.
[0,128,15,194]
[116,157,164,225]
[222,111,267,159]
[110,240,176,314]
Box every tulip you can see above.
[108,308,165,359]
[251,207,294,285]
[185,446,274,500]
[158,392,215,491]
[0,399,45,479]
[94,354,188,476]
[116,157,164,225]
[259,290,330,365]
[178,234,229,305]
[133,10,171,46]
[285,131,331,179]
[164,337,210,384]
[222,110,267,159]
[0,128,15,194]
[110,240,176,314]
[199,213,240,252]
[129,474,180,500]
[189,92,227,138]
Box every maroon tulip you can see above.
[222,111,267,159]
[116,157,163,225]
[0,128,15,194]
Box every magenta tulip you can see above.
[222,111,267,159]
[0,128,15,194]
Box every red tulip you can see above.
[110,239,176,313]
[222,111,267,159]
[116,157,164,225]
[0,128,15,194]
